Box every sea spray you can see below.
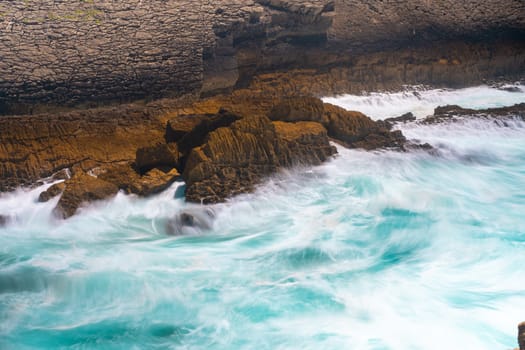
[1,87,525,349]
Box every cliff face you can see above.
[0,0,523,113]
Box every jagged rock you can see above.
[183,114,336,203]
[519,321,525,350]
[98,163,181,197]
[53,173,120,219]
[38,182,66,202]
[136,143,180,174]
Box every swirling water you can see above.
[1,86,525,349]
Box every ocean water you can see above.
[1,85,525,350]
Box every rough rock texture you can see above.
[0,104,166,192]
[518,322,525,350]
[54,173,119,219]
[0,0,523,113]
[183,114,337,203]
[135,143,179,174]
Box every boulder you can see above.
[269,97,327,124]
[135,143,179,174]
[38,182,66,202]
[183,115,337,204]
[53,173,119,219]
[323,103,406,150]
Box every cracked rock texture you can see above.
[0,0,523,113]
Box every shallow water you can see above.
[1,86,525,349]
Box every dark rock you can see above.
[177,109,242,155]
[384,112,416,124]
[499,86,522,93]
[38,182,66,202]
[165,114,213,143]
[53,173,120,219]
[136,143,180,174]
[51,169,71,181]
[422,103,525,124]
[166,208,216,235]
[0,215,8,227]
[519,321,525,350]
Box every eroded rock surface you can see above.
[422,103,525,124]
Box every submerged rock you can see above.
[53,173,120,219]
[166,208,216,235]
[0,215,9,227]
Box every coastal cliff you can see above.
[0,0,524,113]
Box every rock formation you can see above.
[421,103,525,124]
[0,0,523,113]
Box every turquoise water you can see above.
[1,86,525,349]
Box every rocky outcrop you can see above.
[270,97,406,150]
[38,182,66,203]
[0,0,523,113]
[182,114,337,203]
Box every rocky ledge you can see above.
[1,93,406,218]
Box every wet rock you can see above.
[51,169,71,181]
[499,86,522,93]
[323,103,406,150]
[422,103,525,124]
[183,114,337,204]
[384,112,417,124]
[166,208,216,235]
[53,173,120,219]
[518,322,525,350]
[98,163,181,197]
[38,182,66,203]
[135,143,180,174]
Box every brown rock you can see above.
[38,182,66,203]
[98,163,181,197]
[136,143,180,174]
[53,173,119,219]
[269,97,327,124]
[183,115,336,204]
